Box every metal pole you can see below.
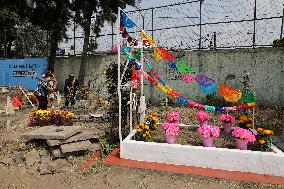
[4,29,7,59]
[117,7,122,145]
[73,19,76,56]
[213,32,216,48]
[280,4,284,39]
[199,0,202,49]
[151,8,154,40]
[142,16,145,31]
[111,21,114,48]
[253,0,257,48]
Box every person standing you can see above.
[64,74,79,107]
[34,72,54,110]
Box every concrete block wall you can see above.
[54,48,284,106]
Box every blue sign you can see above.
[0,58,48,90]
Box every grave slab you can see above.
[21,126,83,140]
[60,140,91,153]
[50,147,65,158]
[46,129,103,146]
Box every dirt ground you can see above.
[0,106,283,189]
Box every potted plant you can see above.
[161,112,180,144]
[219,114,235,133]
[238,115,253,129]
[197,124,220,147]
[195,111,209,126]
[232,127,256,150]
[256,127,274,152]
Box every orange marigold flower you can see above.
[257,128,263,133]
[258,140,265,145]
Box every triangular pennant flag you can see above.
[141,30,156,47]
[153,47,163,61]
[120,11,135,28]
[156,47,174,61]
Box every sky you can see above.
[59,0,284,55]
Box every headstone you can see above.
[60,140,91,153]
[21,126,83,140]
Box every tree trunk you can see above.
[47,31,59,73]
[78,17,91,85]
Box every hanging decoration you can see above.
[141,30,155,47]
[130,66,141,89]
[199,83,218,95]
[156,47,175,61]
[111,45,118,54]
[120,11,136,28]
[176,60,194,74]
[241,91,256,103]
[153,47,163,62]
[217,84,242,102]
[181,74,194,83]
[195,74,215,87]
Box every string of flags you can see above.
[118,10,256,110]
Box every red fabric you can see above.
[12,96,22,108]
[130,66,141,89]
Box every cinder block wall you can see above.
[54,48,284,106]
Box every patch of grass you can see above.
[99,139,116,158]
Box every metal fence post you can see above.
[111,21,114,48]
[73,19,76,56]
[253,0,257,48]
[199,0,202,49]
[151,8,154,40]
[280,4,284,39]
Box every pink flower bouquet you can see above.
[232,127,256,143]
[198,124,220,139]
[195,111,209,122]
[166,112,180,123]
[219,114,235,123]
[161,123,180,136]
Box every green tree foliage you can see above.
[70,0,137,85]
[30,0,70,72]
[0,0,31,58]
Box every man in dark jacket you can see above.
[64,74,79,107]
[34,72,54,110]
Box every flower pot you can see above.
[223,122,232,134]
[235,139,248,150]
[202,136,213,147]
[199,120,208,127]
[164,134,177,144]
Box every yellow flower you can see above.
[240,116,247,121]
[135,126,139,129]
[137,128,142,133]
[144,125,149,130]
[143,134,146,138]
[248,117,253,122]
[139,123,144,127]
[257,128,263,133]
[258,140,265,145]
[246,124,252,128]
[239,120,244,123]
[263,130,273,135]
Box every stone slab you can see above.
[50,147,65,158]
[21,126,83,140]
[89,114,103,118]
[89,143,100,152]
[46,129,103,146]
[60,140,91,153]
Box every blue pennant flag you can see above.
[120,11,135,28]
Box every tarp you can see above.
[0,58,48,90]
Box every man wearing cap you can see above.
[64,74,79,107]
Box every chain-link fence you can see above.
[62,0,283,55]
[1,0,283,57]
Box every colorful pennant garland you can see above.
[176,60,194,74]
[141,30,156,47]
[120,11,135,28]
